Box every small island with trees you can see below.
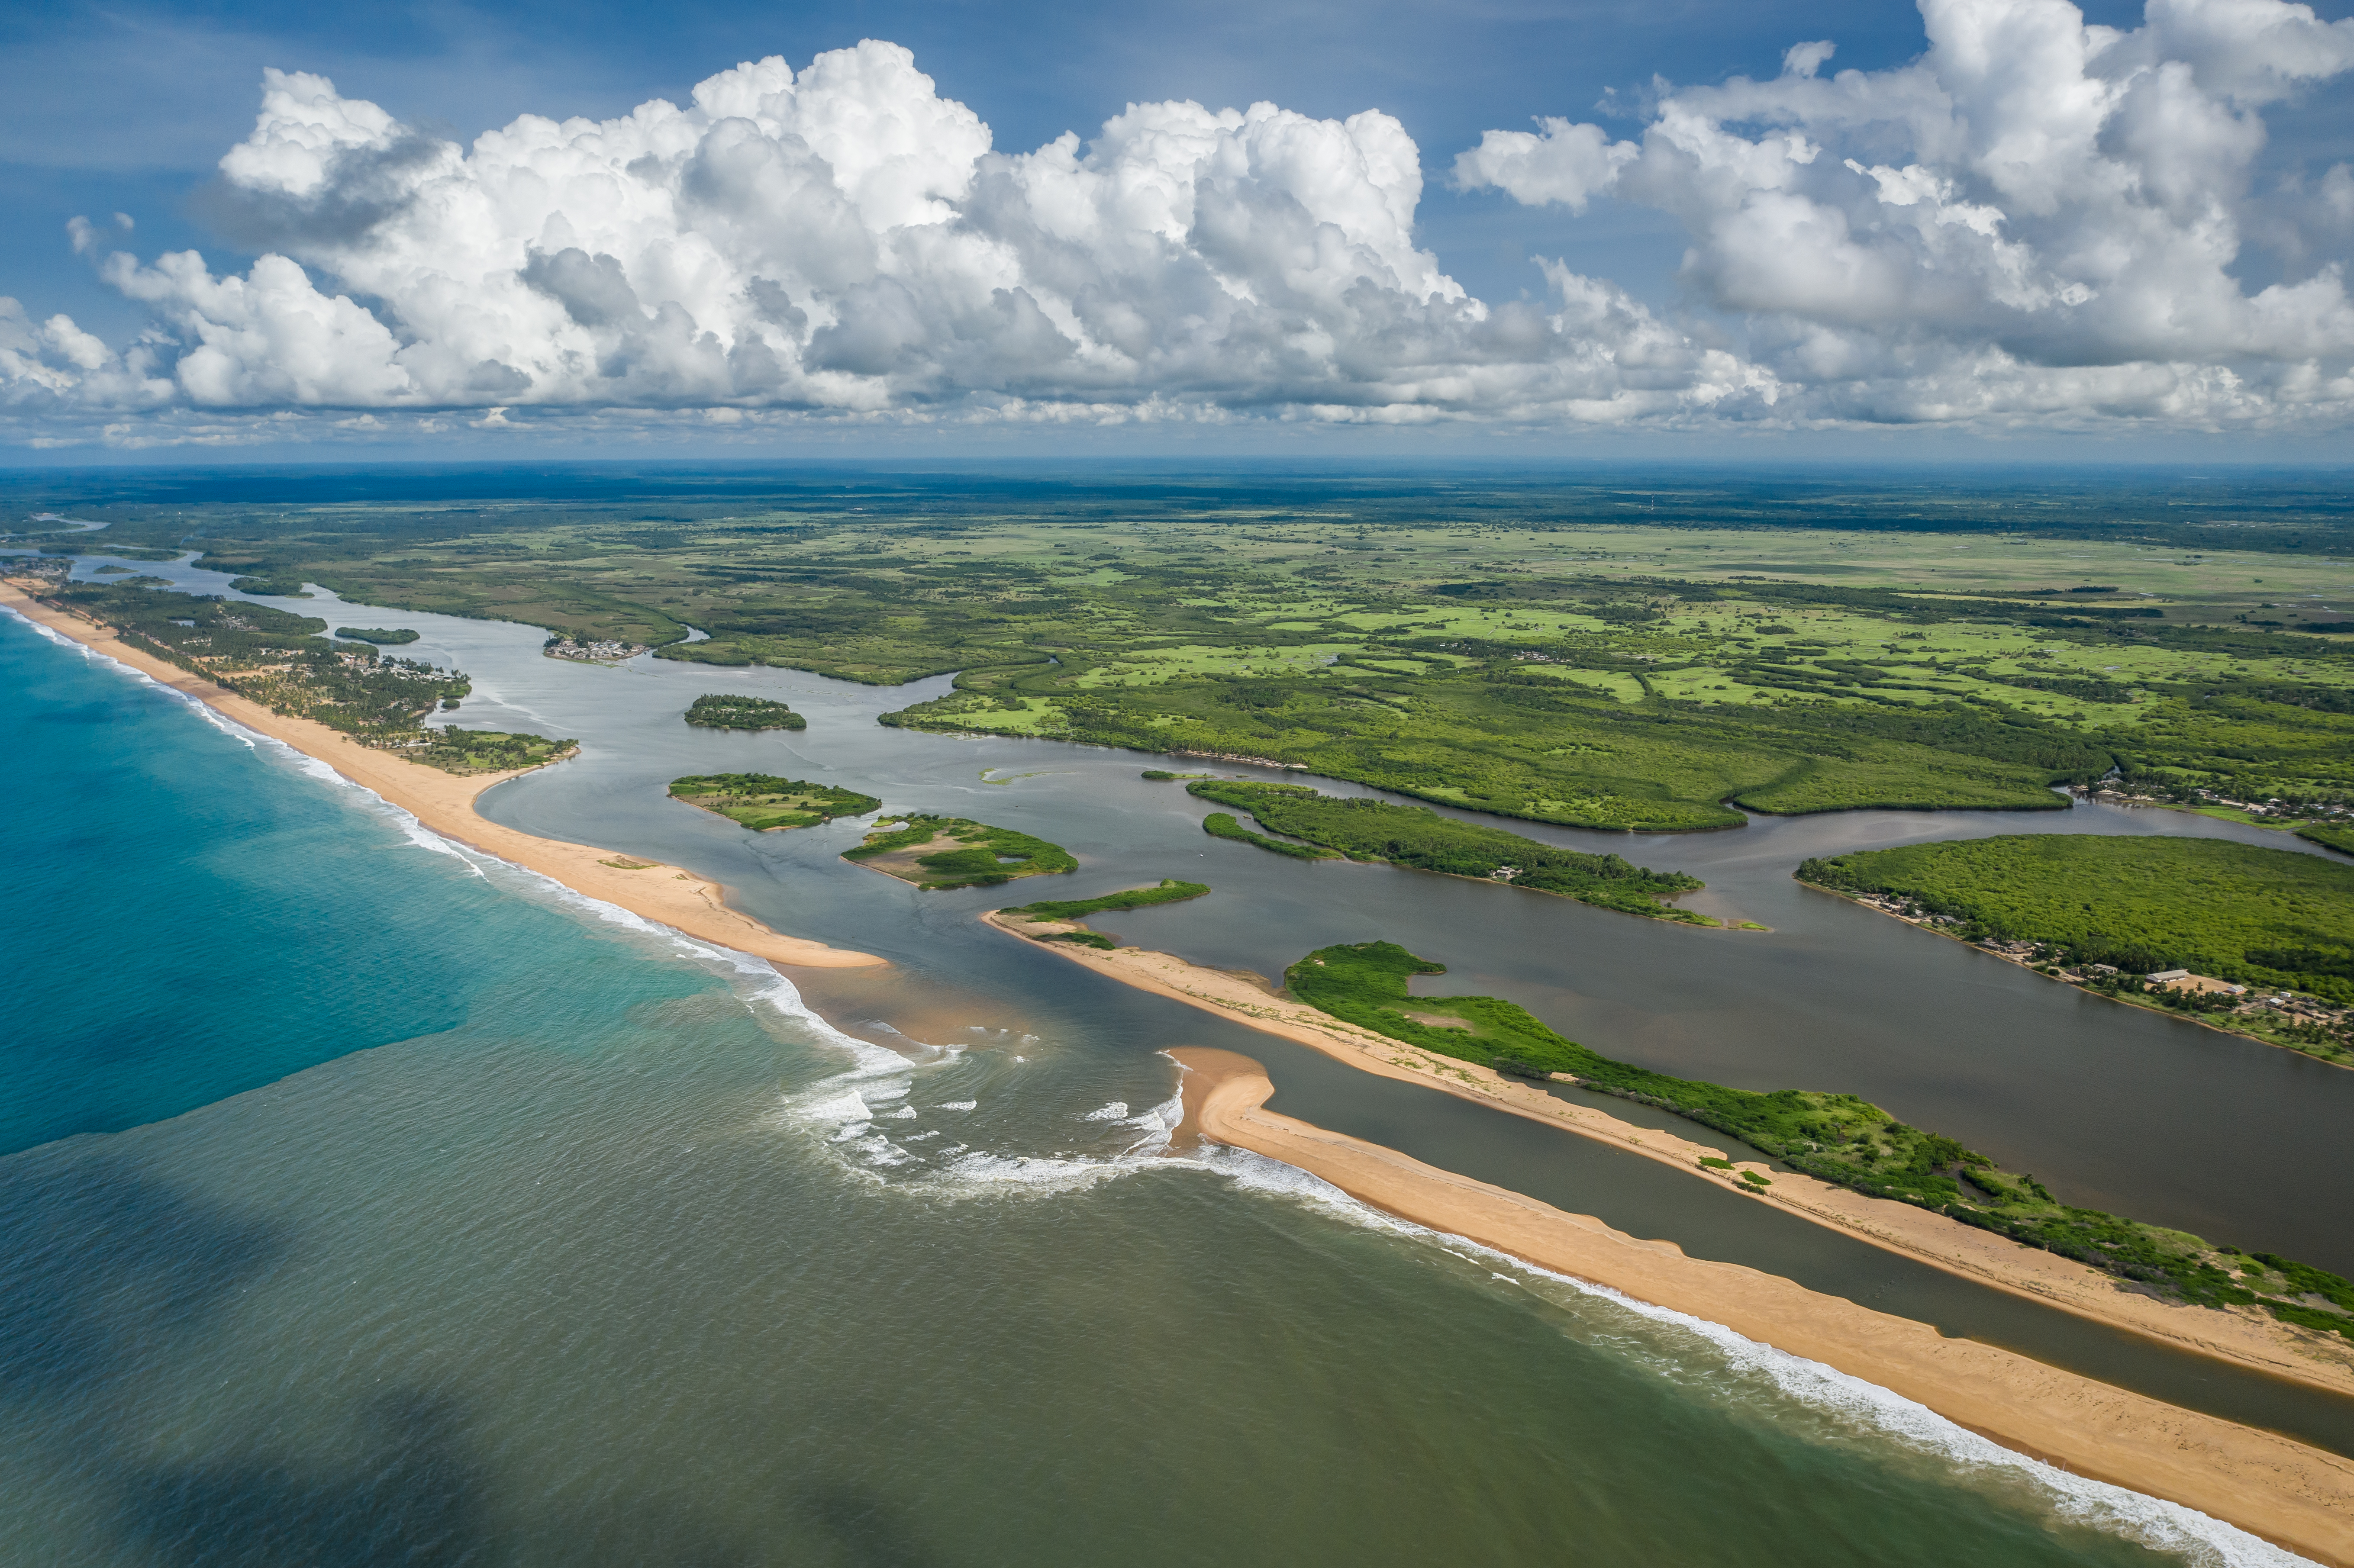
[1285,939,2354,1345]
[669,773,880,831]
[685,693,806,731]
[843,816,1077,890]
[334,626,420,645]
[1797,835,2354,1064]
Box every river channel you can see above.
[52,552,2354,1460]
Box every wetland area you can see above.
[9,466,2354,1565]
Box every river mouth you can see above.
[79,554,2354,1268]
[55,560,2354,1451]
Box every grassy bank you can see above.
[1287,940,2354,1338]
[1189,780,1709,921]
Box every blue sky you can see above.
[2,0,2351,459]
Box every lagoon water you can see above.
[0,582,2340,1565]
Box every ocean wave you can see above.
[1186,1142,2308,1568]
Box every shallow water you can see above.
[1,570,2341,1564]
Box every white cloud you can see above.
[1457,0,2354,426]
[3,42,1757,441]
[6,3,2353,445]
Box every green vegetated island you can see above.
[998,879,1211,949]
[2300,821,2354,856]
[23,581,572,776]
[42,476,2350,837]
[843,816,1077,890]
[684,692,805,730]
[669,773,880,831]
[1178,778,1712,921]
[334,626,419,645]
[1798,835,2354,1064]
[1289,940,2354,1343]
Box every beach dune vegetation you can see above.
[1004,880,1209,921]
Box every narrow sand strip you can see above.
[984,909,2354,1398]
[4,582,881,969]
[1173,1046,2354,1567]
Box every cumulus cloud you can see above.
[0,43,1753,439]
[1455,0,2354,425]
[6,0,2352,444]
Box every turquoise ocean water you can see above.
[0,607,2311,1566]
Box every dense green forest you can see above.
[684,693,806,731]
[16,474,2347,834]
[668,773,879,831]
[1189,781,1707,919]
[1798,837,2354,1003]
[1286,940,2354,1336]
[843,816,1077,890]
[333,626,418,645]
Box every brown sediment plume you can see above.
[1170,1046,2354,1567]
[980,908,2354,1400]
[3,582,881,970]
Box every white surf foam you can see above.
[1185,1142,2311,1568]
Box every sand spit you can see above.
[1172,1047,2354,1565]
[983,909,2354,1399]
[4,583,881,970]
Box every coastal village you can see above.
[544,635,651,663]
[1842,889,2353,1058]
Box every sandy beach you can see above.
[2,582,882,970]
[987,908,2354,1398]
[1170,1046,2354,1565]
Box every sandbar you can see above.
[3,582,881,970]
[1171,1046,2354,1565]
[982,908,2354,1398]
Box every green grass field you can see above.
[1799,836,2354,1002]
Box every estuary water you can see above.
[0,575,2341,1565]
